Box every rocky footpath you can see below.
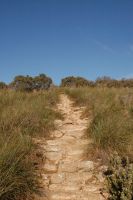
[35,95,106,200]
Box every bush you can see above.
[106,154,133,200]
[61,76,94,87]
[10,74,52,91]
[0,82,7,89]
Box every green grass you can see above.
[65,87,133,161]
[0,89,61,200]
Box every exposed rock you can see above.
[49,183,81,192]
[59,160,78,173]
[45,152,62,163]
[78,160,94,172]
[35,95,105,200]
[50,173,65,184]
[50,192,77,200]
[45,145,61,152]
[51,130,64,138]
[43,163,58,174]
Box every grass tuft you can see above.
[0,89,61,199]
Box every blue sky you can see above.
[0,0,133,84]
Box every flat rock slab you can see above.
[50,173,65,184]
[78,160,94,171]
[43,163,58,174]
[51,193,77,200]
[45,145,61,152]
[59,160,78,173]
[45,152,62,163]
[51,130,64,138]
[49,184,81,192]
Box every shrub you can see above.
[106,154,133,200]
[0,82,7,89]
[33,74,52,90]
[61,76,94,87]
[10,74,52,91]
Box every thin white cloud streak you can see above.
[92,39,114,53]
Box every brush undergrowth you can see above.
[106,153,133,200]
[0,89,61,200]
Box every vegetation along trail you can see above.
[37,94,105,200]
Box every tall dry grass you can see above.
[65,87,133,161]
[0,89,61,200]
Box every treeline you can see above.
[0,74,52,91]
[61,76,133,88]
[1,74,133,91]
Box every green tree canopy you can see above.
[0,82,7,89]
[61,76,94,87]
[10,74,53,91]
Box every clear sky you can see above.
[0,0,133,84]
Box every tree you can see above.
[61,76,94,87]
[10,74,53,91]
[33,74,52,90]
[10,75,33,91]
[0,82,7,89]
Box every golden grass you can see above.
[65,87,133,161]
[0,89,61,200]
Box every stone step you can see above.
[50,191,104,200]
[50,193,77,200]
[58,160,78,173]
[83,185,101,193]
[49,184,81,193]
[79,193,104,200]
[45,151,63,164]
[67,149,84,158]
[43,163,58,174]
[65,172,93,184]
[50,173,66,184]
[45,145,61,152]
[36,95,104,200]
[61,126,86,132]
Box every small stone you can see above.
[45,152,62,163]
[51,173,65,184]
[43,163,58,173]
[63,119,73,125]
[49,184,80,192]
[52,130,64,138]
[41,174,50,186]
[67,149,84,159]
[99,165,108,172]
[78,161,94,172]
[59,161,78,173]
[83,185,99,193]
[51,192,77,200]
[45,145,61,152]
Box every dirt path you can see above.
[36,95,105,200]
